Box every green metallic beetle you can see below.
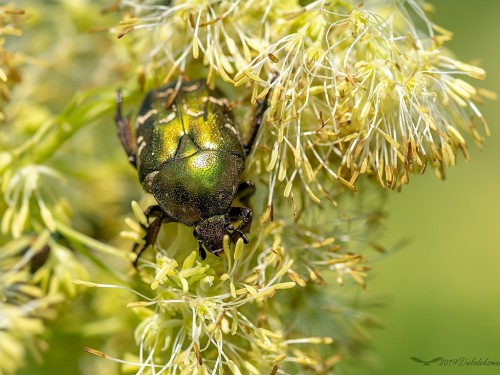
[115,80,272,265]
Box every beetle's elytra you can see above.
[115,80,272,266]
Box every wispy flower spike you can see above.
[0,0,491,373]
[122,0,490,205]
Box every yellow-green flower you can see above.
[0,0,491,374]
[119,0,490,204]
[97,0,491,373]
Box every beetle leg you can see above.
[228,207,252,244]
[243,72,278,155]
[144,205,164,222]
[197,243,223,260]
[235,181,255,206]
[133,210,172,268]
[115,90,137,168]
[198,241,207,261]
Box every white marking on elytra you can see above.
[202,96,229,107]
[137,141,147,156]
[158,112,177,124]
[143,171,159,192]
[224,123,238,136]
[155,88,175,98]
[183,106,205,117]
[137,135,147,156]
[137,109,158,125]
[182,82,202,92]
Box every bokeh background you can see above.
[342,0,500,374]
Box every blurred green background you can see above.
[342,0,500,374]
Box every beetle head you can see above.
[193,215,232,260]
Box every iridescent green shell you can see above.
[135,81,245,226]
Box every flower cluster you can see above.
[0,229,89,375]
[90,190,381,374]
[0,3,132,374]
[119,0,491,209]
[0,0,490,374]
[104,0,492,373]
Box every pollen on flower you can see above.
[119,248,303,372]
[1,165,66,238]
[103,0,489,373]
[108,185,381,374]
[119,0,491,206]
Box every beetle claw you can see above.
[198,242,207,260]
[132,243,143,269]
[132,210,171,269]
[231,229,249,244]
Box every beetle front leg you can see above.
[235,181,255,206]
[228,207,253,244]
[115,90,137,168]
[243,73,278,155]
[197,241,207,261]
[133,207,172,268]
[144,205,164,221]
